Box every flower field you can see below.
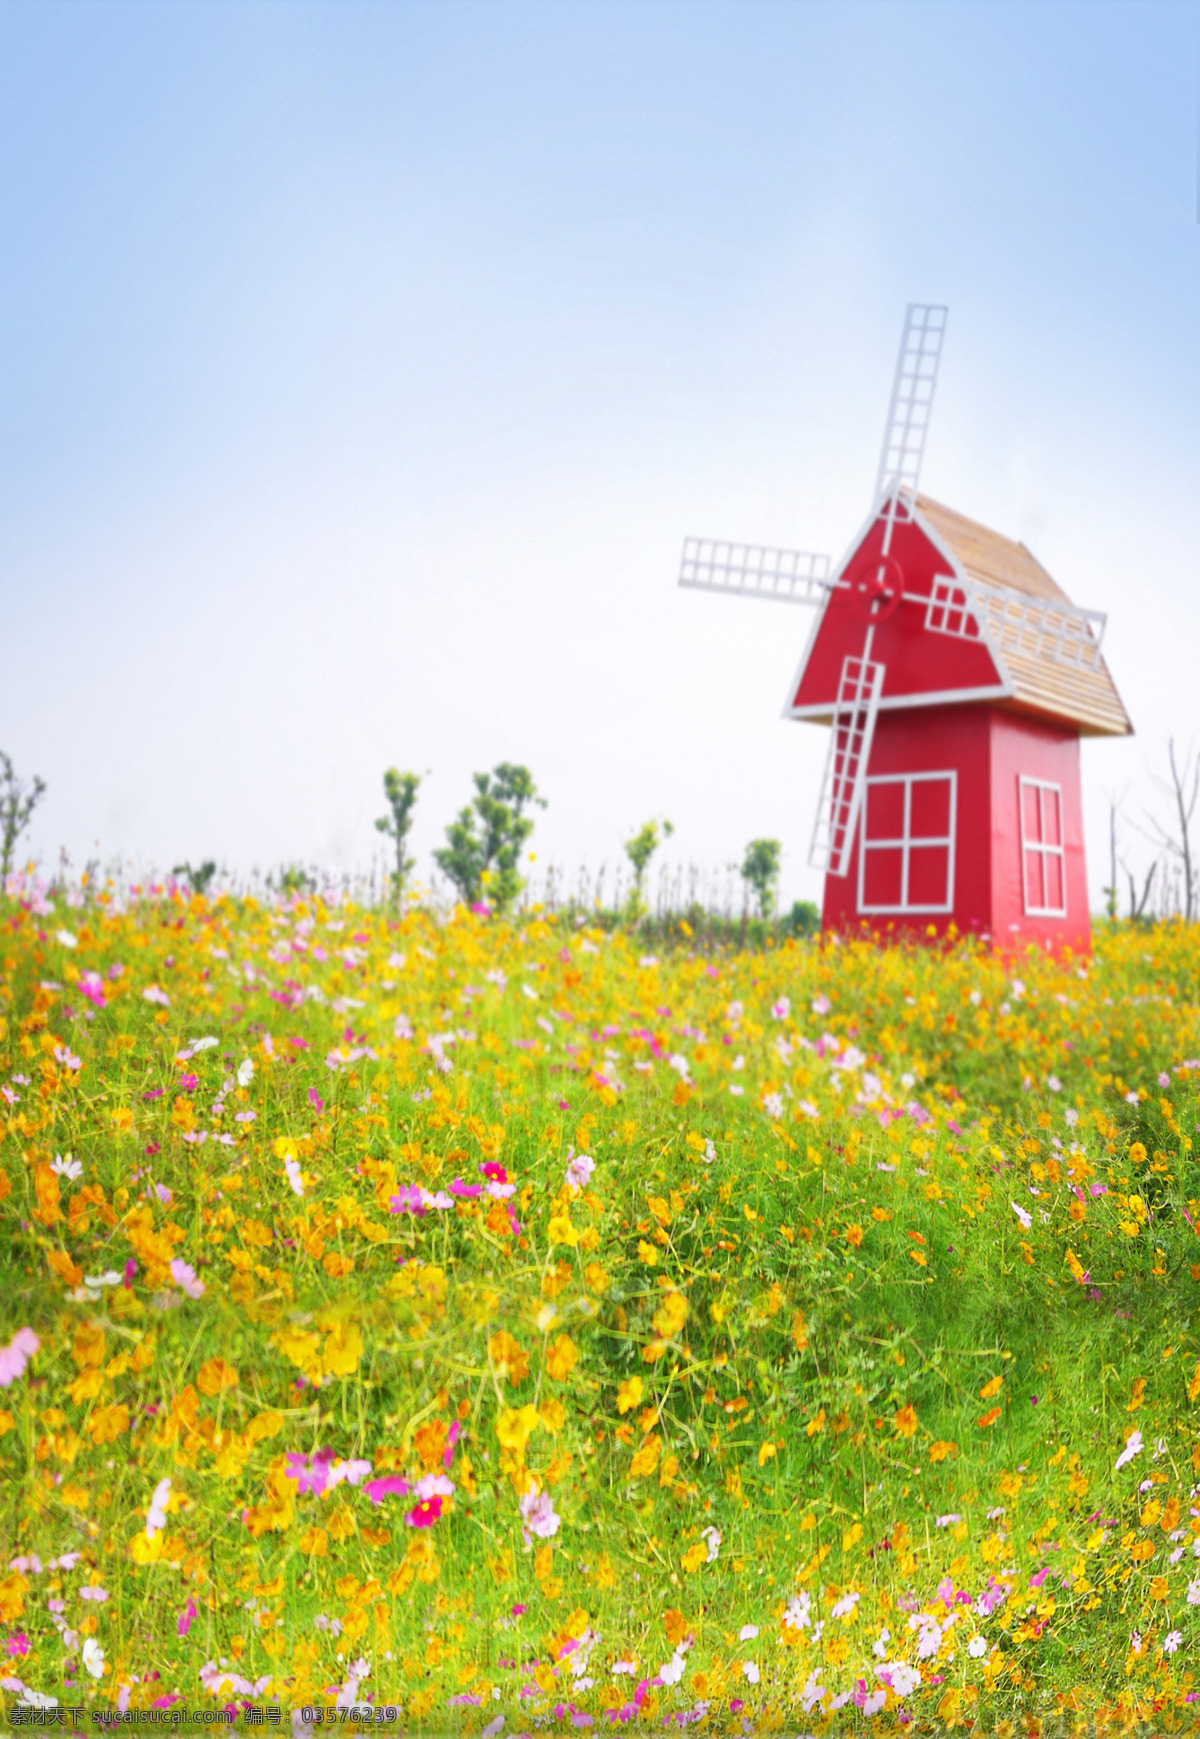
[1,886,1199,1730]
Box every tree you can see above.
[172,861,217,896]
[434,763,545,910]
[0,751,46,883]
[624,819,673,917]
[1145,739,1198,923]
[741,838,782,920]
[375,769,422,904]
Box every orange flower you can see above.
[893,1403,918,1439]
[845,1224,864,1249]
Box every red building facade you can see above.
[786,497,1131,952]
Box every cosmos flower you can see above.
[0,1329,39,1388]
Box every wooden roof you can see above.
[915,495,1132,738]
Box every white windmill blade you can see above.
[679,536,833,606]
[874,303,949,508]
[808,654,885,878]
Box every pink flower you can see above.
[364,1475,412,1506]
[518,1487,560,1546]
[450,1178,482,1199]
[284,1448,337,1497]
[5,1635,29,1658]
[564,1152,595,1191]
[443,1421,462,1469]
[406,1495,443,1528]
[0,1328,39,1387]
[169,1260,205,1300]
[123,1259,137,1289]
[177,1598,198,1637]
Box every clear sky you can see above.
[2,0,1197,910]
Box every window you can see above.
[858,771,956,914]
[1019,778,1066,917]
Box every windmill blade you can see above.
[874,303,949,508]
[679,537,833,606]
[808,654,885,878]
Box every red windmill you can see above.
[679,305,1131,952]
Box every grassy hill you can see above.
[1,887,1198,1728]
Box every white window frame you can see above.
[1019,777,1067,917]
[857,770,957,915]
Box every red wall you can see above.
[819,704,1091,955]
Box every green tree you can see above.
[741,838,782,920]
[624,818,673,917]
[434,763,545,910]
[375,769,422,904]
[172,861,217,896]
[0,751,47,882]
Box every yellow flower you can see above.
[681,1541,708,1574]
[651,1291,687,1339]
[495,1405,540,1454]
[548,1213,579,1247]
[629,1435,661,1478]
[488,1331,530,1384]
[616,1377,643,1415]
[637,1240,658,1266]
[545,1335,578,1382]
[928,1440,957,1463]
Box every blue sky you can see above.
[2,0,1197,909]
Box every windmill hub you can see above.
[849,556,904,623]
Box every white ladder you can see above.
[809,654,885,878]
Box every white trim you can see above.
[857,770,957,915]
[1018,776,1067,917]
[788,681,1012,722]
[779,495,901,721]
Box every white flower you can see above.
[658,1651,686,1686]
[1163,1630,1183,1655]
[1064,1107,1078,1125]
[811,995,830,1016]
[17,1688,58,1709]
[668,1054,690,1079]
[862,1689,886,1716]
[1125,1090,1140,1105]
[285,1157,305,1197]
[916,1622,942,1659]
[738,1624,758,1641]
[55,930,77,949]
[143,984,170,1006]
[935,1513,961,1528]
[703,1139,716,1164]
[886,1660,921,1697]
[1115,1430,1144,1471]
[741,1661,759,1685]
[1187,1578,1200,1606]
[51,1154,82,1181]
[1010,1201,1032,1230]
[236,1058,255,1087]
[1010,980,1025,999]
[783,1593,811,1630]
[146,1477,171,1538]
[82,1638,105,1680]
[831,1591,859,1618]
[762,1093,783,1121]
[1046,1075,1061,1092]
[967,1635,987,1658]
[701,1526,721,1562]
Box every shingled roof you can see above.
[916,495,1132,738]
